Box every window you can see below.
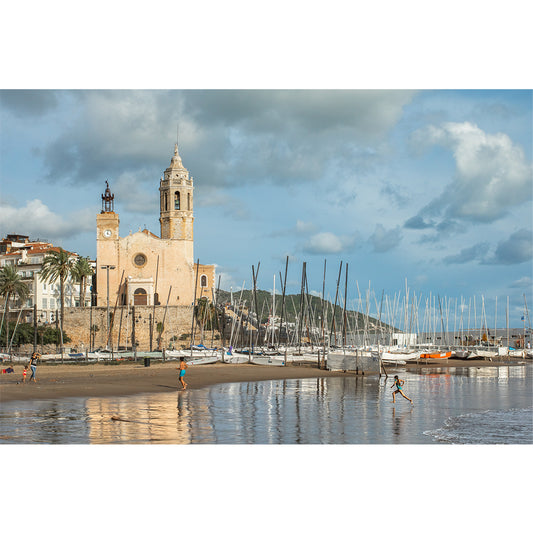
[187,193,191,211]
[200,275,208,287]
[50,299,56,309]
[164,192,168,211]
[134,253,147,267]
[42,298,48,309]
[42,283,47,293]
[175,191,180,210]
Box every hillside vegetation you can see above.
[215,289,389,333]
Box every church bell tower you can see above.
[159,144,194,241]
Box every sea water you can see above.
[1,364,531,444]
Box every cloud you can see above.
[404,215,434,229]
[295,220,316,233]
[443,242,490,264]
[31,90,414,191]
[112,170,158,214]
[509,276,532,289]
[412,121,532,224]
[267,220,317,239]
[0,90,58,117]
[369,224,402,253]
[486,229,532,265]
[0,199,93,240]
[302,232,357,254]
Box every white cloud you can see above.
[295,220,316,233]
[413,121,532,223]
[509,276,532,289]
[0,199,93,240]
[302,232,356,254]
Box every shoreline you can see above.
[0,359,529,405]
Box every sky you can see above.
[1,89,531,329]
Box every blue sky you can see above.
[1,89,531,328]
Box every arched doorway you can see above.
[134,288,147,305]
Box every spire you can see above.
[168,143,186,171]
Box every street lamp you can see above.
[100,265,116,349]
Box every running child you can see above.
[391,375,413,404]
[177,357,188,390]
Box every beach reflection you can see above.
[1,364,531,444]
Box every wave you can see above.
[424,407,533,444]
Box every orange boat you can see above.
[420,351,452,359]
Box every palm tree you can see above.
[156,321,164,351]
[71,257,94,308]
[39,248,76,357]
[0,265,30,353]
[195,297,215,344]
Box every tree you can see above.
[0,265,30,352]
[39,248,76,356]
[156,321,164,350]
[194,297,215,344]
[71,257,94,308]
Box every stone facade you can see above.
[64,305,195,351]
[93,144,216,343]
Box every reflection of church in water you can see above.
[95,144,215,309]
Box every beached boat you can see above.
[251,355,285,366]
[222,355,249,364]
[420,351,452,360]
[40,353,63,361]
[380,351,420,363]
[452,350,471,359]
[186,356,219,365]
[467,349,495,360]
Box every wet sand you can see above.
[0,358,526,404]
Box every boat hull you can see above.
[251,355,285,366]
[420,351,452,360]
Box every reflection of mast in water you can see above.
[178,389,216,443]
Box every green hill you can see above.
[215,288,389,333]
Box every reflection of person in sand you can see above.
[391,375,413,404]
[178,357,188,390]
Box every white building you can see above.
[0,234,94,325]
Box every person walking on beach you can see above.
[391,375,413,404]
[178,357,188,390]
[29,352,40,383]
[22,365,28,384]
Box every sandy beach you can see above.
[0,358,524,404]
[0,361,335,403]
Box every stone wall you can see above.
[63,305,212,351]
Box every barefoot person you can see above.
[29,352,40,383]
[391,375,413,404]
[22,365,28,384]
[177,357,188,390]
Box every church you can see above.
[95,144,215,310]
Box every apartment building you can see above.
[0,234,94,324]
